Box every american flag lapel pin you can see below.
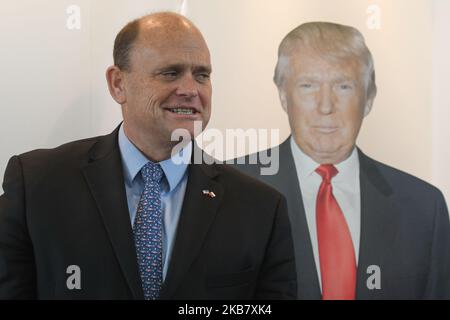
[202,189,216,198]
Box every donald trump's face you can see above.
[279,48,372,164]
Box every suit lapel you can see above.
[356,149,399,299]
[262,138,322,299]
[159,149,223,299]
[81,127,144,299]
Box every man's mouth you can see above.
[165,107,199,115]
[313,126,339,134]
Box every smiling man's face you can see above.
[121,19,212,153]
[280,48,371,164]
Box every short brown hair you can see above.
[113,18,140,71]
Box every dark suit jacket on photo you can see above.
[233,138,450,300]
[0,127,297,299]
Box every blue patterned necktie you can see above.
[133,162,164,300]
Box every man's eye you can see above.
[338,83,353,90]
[299,83,316,90]
[196,73,210,82]
[161,71,178,78]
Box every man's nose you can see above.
[175,74,199,98]
[317,85,335,115]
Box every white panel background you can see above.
[0,0,449,205]
[432,0,450,204]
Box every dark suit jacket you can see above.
[0,127,297,299]
[233,138,450,299]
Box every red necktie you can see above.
[316,164,356,300]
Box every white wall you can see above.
[0,0,93,173]
[432,0,450,203]
[0,0,448,203]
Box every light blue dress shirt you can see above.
[118,125,191,280]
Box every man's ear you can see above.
[363,97,374,117]
[106,66,127,105]
[278,89,288,113]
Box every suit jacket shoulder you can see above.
[212,163,286,204]
[361,153,446,203]
[16,134,110,180]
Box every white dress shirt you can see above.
[290,137,361,291]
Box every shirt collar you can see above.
[290,136,359,181]
[290,137,320,179]
[118,124,191,191]
[334,145,359,183]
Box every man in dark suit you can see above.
[0,12,296,299]
[234,22,450,300]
